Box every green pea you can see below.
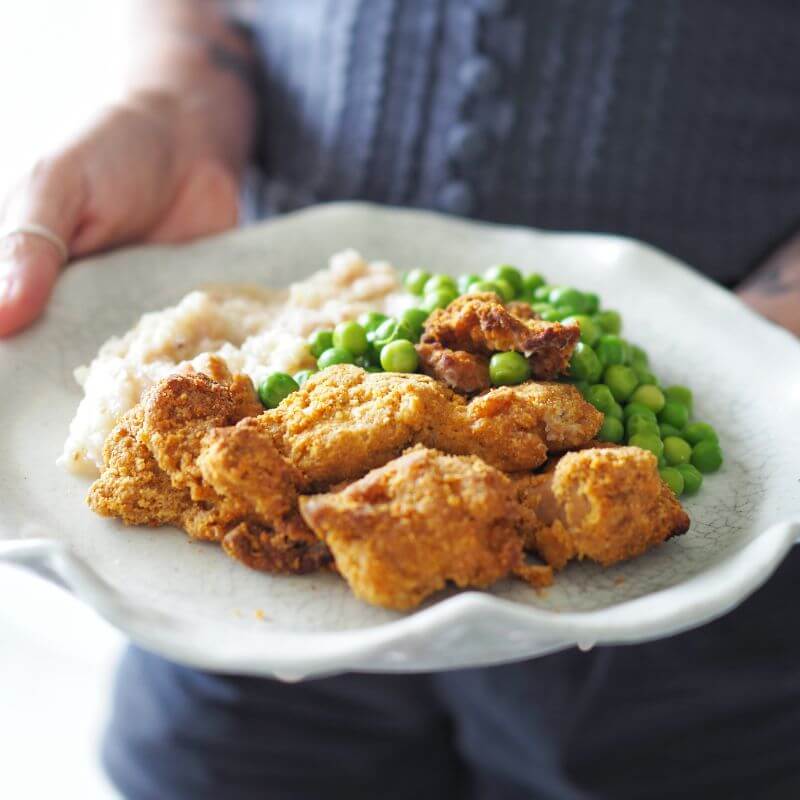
[569,343,603,383]
[422,287,458,312]
[598,416,625,443]
[582,292,600,314]
[333,320,368,356]
[607,401,624,420]
[629,432,664,458]
[623,402,657,422]
[531,302,554,316]
[357,311,388,333]
[632,365,659,386]
[258,372,299,409]
[603,364,639,402]
[659,423,684,438]
[523,273,546,293]
[663,436,692,466]
[364,340,384,367]
[533,285,554,302]
[380,339,419,373]
[585,384,616,413]
[373,318,414,349]
[659,467,685,496]
[317,347,356,369]
[458,274,482,293]
[659,401,690,430]
[569,379,591,397]
[627,344,649,368]
[684,422,719,446]
[308,329,334,358]
[492,278,516,301]
[485,264,524,295]
[293,369,316,388]
[355,352,383,372]
[676,463,703,495]
[692,440,723,473]
[594,310,622,335]
[423,274,457,295]
[595,334,628,366]
[629,384,665,414]
[627,415,660,438]
[468,280,503,297]
[561,314,600,347]
[664,385,693,413]
[400,307,430,340]
[541,307,569,322]
[549,286,585,310]
[489,351,532,386]
[404,268,431,295]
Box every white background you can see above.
[1,2,133,797]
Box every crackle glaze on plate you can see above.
[1,203,799,679]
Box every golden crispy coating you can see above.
[88,369,331,572]
[418,293,579,389]
[299,446,545,610]
[505,300,539,321]
[513,446,690,569]
[87,407,191,527]
[416,341,491,393]
[140,370,258,502]
[462,381,604,472]
[258,365,601,484]
[198,418,303,521]
[256,366,458,485]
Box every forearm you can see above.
[737,235,800,336]
[126,0,259,176]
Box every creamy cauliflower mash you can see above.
[60,250,409,476]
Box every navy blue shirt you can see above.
[242,0,800,285]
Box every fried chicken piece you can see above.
[256,366,458,485]
[513,446,690,569]
[257,365,602,484]
[416,341,491,393]
[222,517,333,575]
[140,368,260,502]
[196,418,334,572]
[418,293,579,391]
[87,406,192,527]
[299,446,550,610]
[198,418,304,521]
[463,381,604,471]
[506,300,539,321]
[88,367,331,573]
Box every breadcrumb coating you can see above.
[300,446,551,610]
[513,446,690,569]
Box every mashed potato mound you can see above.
[60,250,409,476]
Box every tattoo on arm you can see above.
[744,259,800,296]
[203,36,261,94]
[172,14,262,97]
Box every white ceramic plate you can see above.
[1,203,799,680]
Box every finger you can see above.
[0,157,86,337]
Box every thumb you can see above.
[0,157,86,337]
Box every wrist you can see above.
[124,26,258,177]
[118,84,252,179]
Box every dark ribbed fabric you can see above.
[104,3,800,798]
[244,0,800,285]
